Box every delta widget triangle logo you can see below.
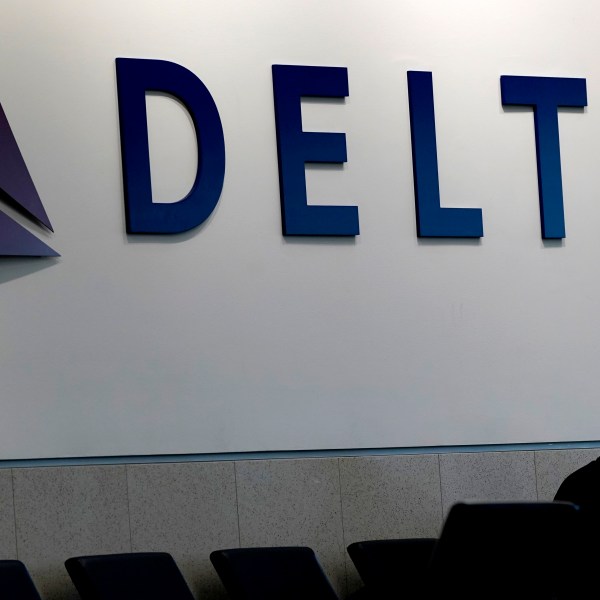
[0,102,58,256]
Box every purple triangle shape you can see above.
[0,210,58,256]
[0,102,52,231]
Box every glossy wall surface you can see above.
[2,0,600,458]
[0,447,593,600]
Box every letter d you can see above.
[116,58,225,233]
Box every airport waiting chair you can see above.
[347,538,437,599]
[65,552,195,600]
[427,501,581,600]
[210,546,340,600]
[0,560,42,600]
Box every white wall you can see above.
[1,0,599,458]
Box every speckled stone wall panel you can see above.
[12,466,131,600]
[0,469,16,559]
[339,454,443,593]
[535,448,600,501]
[439,451,537,517]
[127,462,239,600]
[235,458,346,597]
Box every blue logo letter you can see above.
[501,75,587,239]
[116,58,225,234]
[272,64,359,236]
[407,71,483,238]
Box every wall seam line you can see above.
[336,457,349,597]
[436,454,444,530]
[0,441,597,469]
[233,462,241,547]
[533,451,540,501]
[124,465,133,552]
[10,468,18,559]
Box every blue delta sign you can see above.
[0,58,586,258]
[116,59,587,240]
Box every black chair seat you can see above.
[347,538,437,599]
[65,551,195,600]
[0,560,42,600]
[428,501,581,600]
[210,546,340,600]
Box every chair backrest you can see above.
[64,552,195,600]
[210,546,340,600]
[427,501,581,600]
[0,560,42,600]
[347,538,437,599]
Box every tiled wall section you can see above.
[339,455,442,594]
[0,448,597,600]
